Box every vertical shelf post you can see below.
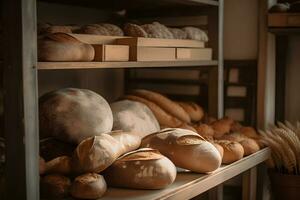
[2,0,39,199]
[218,0,224,119]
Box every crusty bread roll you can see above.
[230,121,243,132]
[214,140,244,164]
[177,102,204,122]
[38,33,95,61]
[111,100,160,138]
[203,115,217,124]
[150,22,174,39]
[124,95,182,128]
[177,123,198,133]
[211,142,224,158]
[123,23,148,37]
[70,173,107,199]
[239,126,260,139]
[80,24,110,35]
[182,27,209,42]
[212,118,234,138]
[40,157,46,175]
[72,131,141,174]
[131,89,191,123]
[40,137,76,161]
[168,28,187,39]
[220,132,247,142]
[194,124,215,139]
[45,156,72,175]
[141,128,221,173]
[39,88,113,144]
[103,148,176,189]
[239,138,260,156]
[40,174,71,198]
[101,23,124,36]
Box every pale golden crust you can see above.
[194,124,215,138]
[177,101,204,122]
[239,138,260,156]
[214,140,244,164]
[123,23,148,37]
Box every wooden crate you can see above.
[70,34,128,44]
[176,48,212,60]
[268,13,300,27]
[116,37,205,48]
[130,47,176,61]
[93,45,129,62]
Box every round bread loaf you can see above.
[194,124,215,139]
[70,173,107,199]
[141,128,221,173]
[177,102,204,122]
[212,118,234,138]
[44,25,72,34]
[40,174,71,198]
[45,156,72,175]
[38,33,95,61]
[239,126,260,139]
[131,89,191,123]
[101,23,124,36]
[220,132,247,142]
[142,23,164,38]
[39,88,113,144]
[152,22,174,39]
[239,138,260,156]
[269,3,290,12]
[103,148,177,189]
[40,137,76,161]
[80,24,110,35]
[182,27,209,41]
[123,23,148,37]
[72,131,141,174]
[168,28,187,39]
[211,142,224,158]
[111,100,160,138]
[124,95,182,128]
[39,157,46,175]
[230,121,243,132]
[215,140,244,164]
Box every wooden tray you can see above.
[268,13,300,27]
[176,48,212,60]
[93,45,129,62]
[70,34,128,44]
[116,37,205,48]
[130,47,176,61]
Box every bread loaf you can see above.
[123,23,148,37]
[194,124,214,139]
[40,174,71,198]
[101,23,124,36]
[152,22,174,39]
[40,157,46,175]
[214,140,244,164]
[44,25,72,34]
[72,131,141,174]
[131,89,191,123]
[38,33,95,61]
[239,138,260,156]
[141,128,221,173]
[45,156,72,175]
[168,28,187,39]
[211,142,224,158]
[177,102,204,122]
[80,24,110,35]
[70,173,107,199]
[239,126,260,139]
[103,148,177,189]
[230,121,243,132]
[111,100,160,138]
[212,118,234,138]
[220,132,247,142]
[39,88,113,144]
[182,27,209,42]
[124,95,182,128]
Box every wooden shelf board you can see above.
[38,60,218,70]
[101,148,270,200]
[268,28,300,35]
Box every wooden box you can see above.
[130,47,176,61]
[176,48,212,60]
[70,34,128,44]
[268,13,300,27]
[116,37,205,48]
[93,45,129,62]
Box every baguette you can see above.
[103,148,176,189]
[124,95,182,128]
[141,128,221,173]
[45,156,72,175]
[131,89,191,123]
[70,173,107,199]
[177,101,204,122]
[72,131,141,174]
[38,33,95,61]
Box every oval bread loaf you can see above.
[111,100,160,138]
[212,118,234,138]
[239,138,260,156]
[103,148,177,189]
[215,140,244,164]
[131,89,191,123]
[45,156,72,175]
[39,88,113,144]
[40,174,71,198]
[70,173,107,199]
[141,128,221,173]
[182,27,209,42]
[194,124,215,139]
[38,33,95,61]
[123,23,148,37]
[177,101,204,122]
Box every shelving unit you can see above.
[1,0,271,200]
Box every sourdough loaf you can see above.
[212,118,234,138]
[168,28,187,39]
[177,101,204,122]
[141,128,221,173]
[39,88,113,144]
[40,174,71,198]
[111,100,160,138]
[45,156,72,175]
[123,23,148,37]
[194,124,215,139]
[131,89,191,123]
[239,138,260,156]
[72,131,141,174]
[70,173,107,199]
[38,33,94,61]
[103,148,176,189]
[182,27,209,42]
[214,140,244,164]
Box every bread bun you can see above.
[70,173,107,199]
[211,142,224,158]
[239,138,260,156]
[220,132,247,142]
[38,33,95,61]
[72,131,141,174]
[103,148,176,189]
[168,28,187,39]
[151,22,174,39]
[40,174,71,198]
[239,127,260,139]
[215,140,244,164]
[39,157,46,175]
[40,137,76,161]
[45,25,72,34]
[111,100,160,138]
[141,128,221,173]
[124,95,182,128]
[101,23,124,36]
[177,102,204,122]
[212,118,234,138]
[80,24,110,35]
[124,23,148,37]
[230,121,243,132]
[182,27,208,42]
[194,124,214,139]
[45,156,72,175]
[39,88,113,144]
[131,89,191,123]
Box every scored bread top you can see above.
[117,148,163,161]
[44,32,81,43]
